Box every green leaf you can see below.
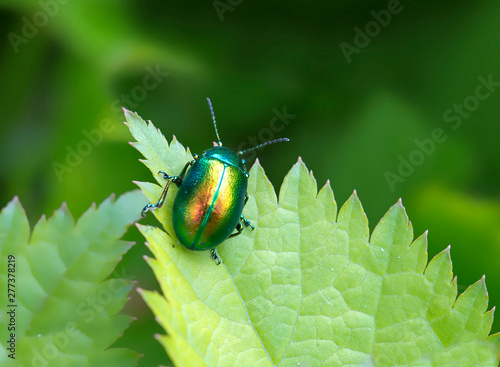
[0,191,145,367]
[126,109,500,366]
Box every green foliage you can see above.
[0,191,145,367]
[128,109,500,366]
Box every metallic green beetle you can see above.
[141,98,289,264]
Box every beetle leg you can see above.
[142,170,182,216]
[241,195,255,229]
[240,215,255,230]
[142,159,197,217]
[228,214,254,239]
[157,170,181,184]
[240,195,255,229]
[177,158,196,181]
[228,193,255,238]
[210,248,221,265]
[141,178,176,217]
[229,222,244,238]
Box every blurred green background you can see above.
[1,0,499,365]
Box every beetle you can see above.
[141,98,289,264]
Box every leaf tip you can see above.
[123,107,136,120]
[253,157,263,169]
[135,222,146,232]
[56,201,71,217]
[322,179,333,193]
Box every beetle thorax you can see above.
[202,146,245,171]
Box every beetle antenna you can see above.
[237,138,290,155]
[206,98,222,146]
